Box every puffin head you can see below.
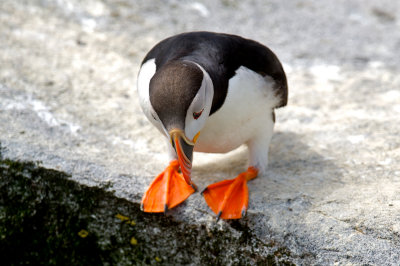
[149,60,214,186]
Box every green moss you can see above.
[0,145,297,265]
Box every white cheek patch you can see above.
[184,63,214,140]
[191,84,205,113]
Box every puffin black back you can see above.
[142,31,287,113]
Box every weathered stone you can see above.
[0,0,399,264]
[0,154,294,265]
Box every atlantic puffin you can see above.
[137,31,288,219]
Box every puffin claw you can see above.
[200,187,207,195]
[241,208,247,218]
[216,211,222,222]
[191,183,198,192]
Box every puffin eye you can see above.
[193,108,204,120]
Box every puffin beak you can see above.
[169,129,196,189]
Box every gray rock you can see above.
[1,0,399,264]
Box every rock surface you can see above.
[1,0,399,264]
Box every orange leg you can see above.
[141,160,195,213]
[202,167,258,220]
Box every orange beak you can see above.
[169,129,197,190]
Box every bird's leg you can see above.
[141,160,195,213]
[201,166,258,220]
[202,114,274,220]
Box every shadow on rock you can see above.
[192,131,343,197]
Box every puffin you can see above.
[137,31,288,220]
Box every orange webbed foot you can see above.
[202,167,258,220]
[141,160,196,213]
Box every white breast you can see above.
[194,66,280,153]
